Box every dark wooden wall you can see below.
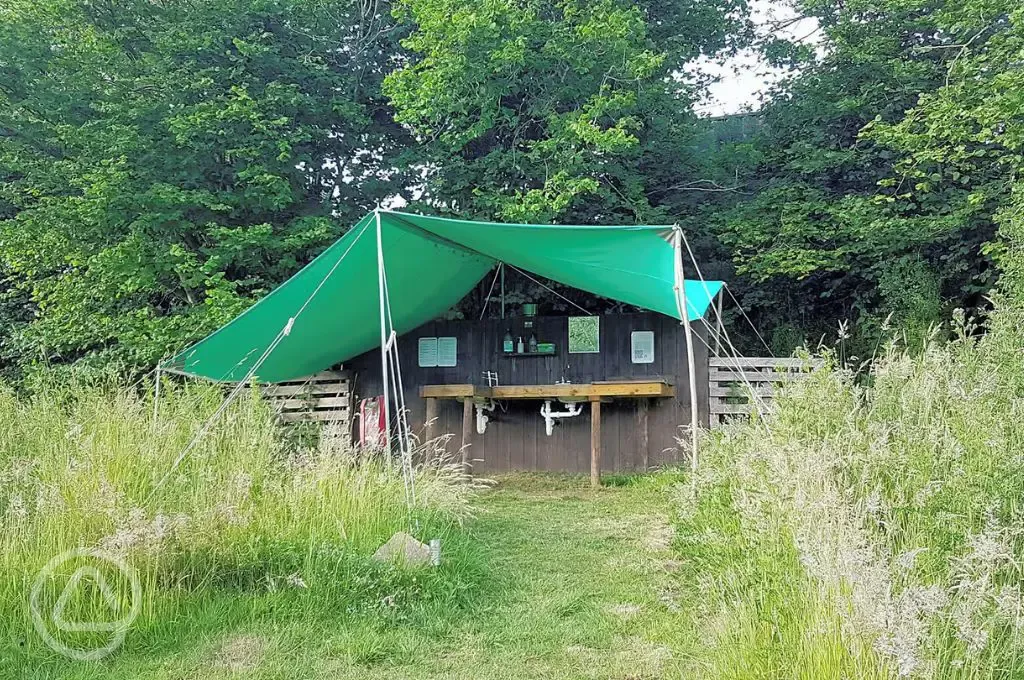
[347,313,709,474]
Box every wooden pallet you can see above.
[709,357,822,427]
[261,371,352,435]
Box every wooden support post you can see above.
[424,397,439,464]
[461,398,473,477]
[714,290,724,357]
[637,398,649,471]
[590,397,602,488]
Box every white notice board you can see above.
[631,331,655,364]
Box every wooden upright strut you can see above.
[460,398,473,476]
[590,397,602,488]
[424,396,439,463]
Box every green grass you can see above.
[671,312,1024,678]
[0,379,478,677]
[8,309,1024,679]
[10,473,706,679]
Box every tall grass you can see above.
[0,379,477,657]
[674,313,1024,679]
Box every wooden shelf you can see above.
[498,350,557,358]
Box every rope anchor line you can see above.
[148,216,421,517]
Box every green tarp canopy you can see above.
[163,210,724,383]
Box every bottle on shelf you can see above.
[528,333,538,353]
[516,336,525,354]
[503,330,514,353]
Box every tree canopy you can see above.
[0,0,410,372]
[0,0,1022,376]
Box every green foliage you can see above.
[2,0,1023,373]
[384,0,749,224]
[865,4,1024,307]
[708,0,1006,351]
[0,0,410,374]
[673,474,887,678]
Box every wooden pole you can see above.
[461,398,473,477]
[637,398,649,471]
[424,397,439,464]
[590,397,602,488]
[714,290,725,357]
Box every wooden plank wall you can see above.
[708,357,822,427]
[347,313,710,474]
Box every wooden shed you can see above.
[162,209,727,485]
[347,312,711,480]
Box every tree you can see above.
[383,0,750,225]
[866,3,1024,304]
[710,0,999,351]
[0,0,409,375]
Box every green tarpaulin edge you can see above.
[162,210,724,383]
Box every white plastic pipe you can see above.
[540,400,584,436]
[475,400,496,434]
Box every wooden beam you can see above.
[262,383,350,397]
[279,411,350,423]
[712,358,823,368]
[260,370,348,386]
[486,382,674,400]
[709,399,756,415]
[419,381,675,402]
[420,384,476,398]
[590,397,601,488]
[424,397,439,464]
[274,396,350,410]
[461,398,473,477]
[710,384,775,398]
[709,368,808,383]
[637,399,649,471]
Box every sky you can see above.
[691,1,820,117]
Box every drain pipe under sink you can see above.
[540,400,584,436]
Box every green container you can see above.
[521,303,538,317]
[536,342,556,353]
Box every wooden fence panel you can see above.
[708,357,822,427]
[261,371,352,440]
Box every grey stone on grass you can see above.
[372,531,431,566]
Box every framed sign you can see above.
[568,316,600,353]
[417,337,439,367]
[631,331,655,364]
[437,337,458,367]
[418,336,458,367]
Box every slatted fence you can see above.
[261,371,352,434]
[709,357,823,427]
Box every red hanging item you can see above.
[359,396,386,447]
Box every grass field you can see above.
[13,474,696,679]
[7,312,1024,679]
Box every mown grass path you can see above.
[29,475,695,679]
[338,475,692,680]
